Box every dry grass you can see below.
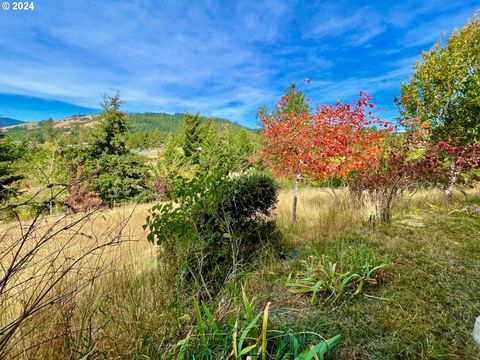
[0,203,156,359]
[1,186,479,358]
[276,188,365,244]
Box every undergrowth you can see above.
[1,188,479,359]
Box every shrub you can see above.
[145,172,278,297]
[64,186,103,213]
[220,173,279,226]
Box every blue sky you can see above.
[0,0,478,127]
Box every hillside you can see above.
[0,117,24,128]
[1,112,252,146]
[128,112,246,133]
[1,112,246,131]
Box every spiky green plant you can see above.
[287,255,387,304]
[173,287,340,359]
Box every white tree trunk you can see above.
[292,173,300,223]
[443,162,460,207]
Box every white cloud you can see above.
[0,0,477,125]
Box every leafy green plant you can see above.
[174,288,340,359]
[287,255,387,304]
[145,172,278,296]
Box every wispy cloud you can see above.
[0,0,477,125]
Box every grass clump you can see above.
[286,252,387,304]
[171,288,341,360]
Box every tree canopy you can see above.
[399,16,480,144]
[91,93,130,156]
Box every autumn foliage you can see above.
[64,186,103,213]
[349,117,480,220]
[259,91,392,181]
[348,123,427,222]
[413,141,480,205]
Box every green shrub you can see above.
[145,172,278,297]
[221,173,279,226]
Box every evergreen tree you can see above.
[225,128,256,172]
[198,120,224,175]
[181,113,203,163]
[279,83,310,114]
[91,93,129,156]
[197,123,256,176]
[39,118,60,143]
[0,133,22,201]
[64,93,153,206]
[93,153,153,205]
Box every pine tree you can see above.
[181,113,203,163]
[158,134,184,177]
[39,118,60,143]
[280,83,310,114]
[70,93,153,206]
[91,93,129,156]
[198,120,223,175]
[0,133,22,201]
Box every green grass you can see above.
[244,205,480,359]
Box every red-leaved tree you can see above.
[349,116,480,222]
[414,141,480,205]
[260,91,391,221]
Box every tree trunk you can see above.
[443,162,460,207]
[443,188,451,207]
[292,173,300,223]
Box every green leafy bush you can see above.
[145,172,278,296]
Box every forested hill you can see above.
[128,112,247,133]
[1,112,254,149]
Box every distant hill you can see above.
[0,117,24,128]
[1,112,246,132]
[127,112,247,133]
[1,112,253,146]
[1,114,98,130]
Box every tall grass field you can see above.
[1,188,479,359]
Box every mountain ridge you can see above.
[0,112,249,131]
[0,117,24,128]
